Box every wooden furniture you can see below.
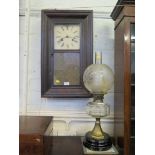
[19,116,52,155]
[41,10,93,98]
[20,134,117,155]
[111,0,135,155]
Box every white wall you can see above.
[19,0,117,136]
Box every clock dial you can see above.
[54,24,80,50]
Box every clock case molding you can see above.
[41,10,93,98]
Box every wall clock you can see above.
[41,10,93,97]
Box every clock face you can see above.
[54,24,80,50]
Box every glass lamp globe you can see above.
[83,64,114,95]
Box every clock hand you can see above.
[57,35,74,44]
[61,42,64,47]
[66,35,79,39]
[58,35,70,40]
[57,35,79,42]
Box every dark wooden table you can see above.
[44,136,118,155]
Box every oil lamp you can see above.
[83,52,114,151]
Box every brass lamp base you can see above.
[83,118,112,151]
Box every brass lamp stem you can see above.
[91,118,104,139]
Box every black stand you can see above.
[83,131,112,151]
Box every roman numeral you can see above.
[72,39,78,43]
[74,36,79,38]
[61,42,64,47]
[57,38,63,43]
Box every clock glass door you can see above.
[53,53,80,85]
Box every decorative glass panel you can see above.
[53,53,80,85]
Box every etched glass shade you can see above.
[83,64,114,95]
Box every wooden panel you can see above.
[19,116,52,155]
[114,6,135,30]
[19,134,43,144]
[114,16,125,154]
[44,136,83,155]
[110,0,135,21]
[19,116,52,134]
[19,143,44,155]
